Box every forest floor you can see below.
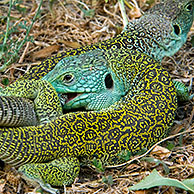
[0,0,194,193]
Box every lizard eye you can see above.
[63,74,74,83]
[173,24,180,35]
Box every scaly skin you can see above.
[42,49,126,111]
[0,49,125,126]
[0,56,191,128]
[0,96,37,127]
[0,0,193,193]
[0,60,191,128]
[0,80,62,125]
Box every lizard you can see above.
[0,0,193,128]
[15,0,193,82]
[0,0,193,193]
[0,47,178,193]
[0,49,126,127]
[0,62,192,129]
[0,55,192,127]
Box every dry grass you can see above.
[0,0,194,193]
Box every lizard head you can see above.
[148,0,194,58]
[42,49,126,111]
[123,0,194,61]
[149,0,194,37]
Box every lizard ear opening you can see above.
[105,73,113,89]
[173,24,181,35]
[185,3,192,12]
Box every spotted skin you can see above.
[18,157,80,193]
[0,0,193,192]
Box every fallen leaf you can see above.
[31,45,60,61]
[129,169,194,193]
[151,145,171,159]
[0,179,6,193]
[59,40,82,49]
[129,7,142,19]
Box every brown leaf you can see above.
[0,179,6,193]
[129,7,142,19]
[59,40,82,49]
[31,45,60,61]
[151,145,171,159]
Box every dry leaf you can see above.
[31,45,60,61]
[129,7,142,19]
[151,145,171,159]
[59,40,82,49]
[0,179,6,193]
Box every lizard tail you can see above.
[0,96,37,127]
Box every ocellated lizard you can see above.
[0,1,193,193]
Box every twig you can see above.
[18,41,30,63]
[105,127,194,169]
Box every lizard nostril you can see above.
[105,73,113,89]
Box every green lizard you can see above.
[0,49,125,127]
[0,55,192,128]
[17,0,193,81]
[1,47,177,193]
[19,0,194,111]
[0,0,193,193]
[0,54,192,128]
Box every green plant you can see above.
[0,0,43,72]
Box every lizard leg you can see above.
[18,157,80,194]
[0,79,63,124]
[173,80,194,102]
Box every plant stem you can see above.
[0,0,43,72]
[0,0,13,60]
[118,0,128,28]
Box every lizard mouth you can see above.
[66,93,81,103]
[59,93,82,104]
